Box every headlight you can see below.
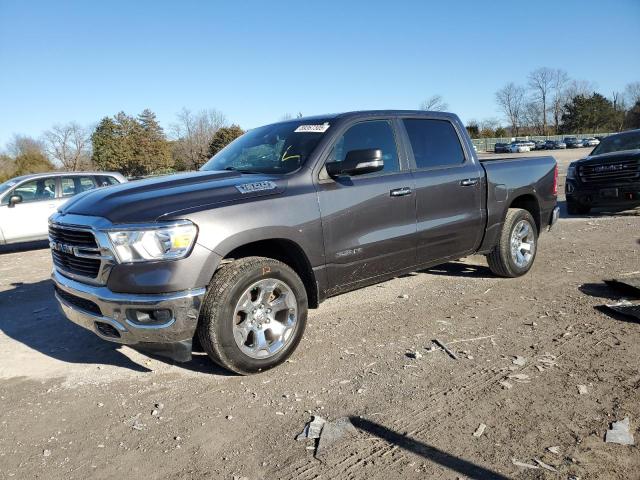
[107,222,198,263]
[566,163,577,179]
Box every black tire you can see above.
[566,199,591,215]
[486,208,538,278]
[197,256,308,375]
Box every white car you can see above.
[508,142,531,153]
[0,172,126,245]
[582,137,600,147]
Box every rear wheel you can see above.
[197,257,308,374]
[486,208,538,278]
[566,198,591,215]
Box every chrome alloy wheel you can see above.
[232,278,298,359]
[510,219,536,268]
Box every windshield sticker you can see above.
[294,123,330,133]
[236,181,277,194]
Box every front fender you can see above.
[186,190,325,269]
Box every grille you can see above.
[52,250,101,278]
[49,225,97,248]
[579,158,640,184]
[55,286,102,316]
[49,224,102,279]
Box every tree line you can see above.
[488,71,639,138]
[2,73,639,182]
[0,108,245,182]
[420,72,639,139]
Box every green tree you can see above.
[92,110,171,177]
[465,121,479,138]
[137,109,172,173]
[91,113,137,174]
[561,93,619,133]
[3,135,54,178]
[624,101,640,129]
[494,127,507,138]
[208,125,245,158]
[0,153,15,182]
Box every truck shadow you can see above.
[349,417,511,479]
[421,261,494,279]
[0,279,231,375]
[558,200,640,219]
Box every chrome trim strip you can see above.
[53,268,206,304]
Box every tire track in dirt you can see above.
[277,325,610,480]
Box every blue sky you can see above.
[1,0,639,146]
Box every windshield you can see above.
[591,131,640,155]
[0,179,19,197]
[201,119,332,174]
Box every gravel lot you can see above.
[1,147,639,479]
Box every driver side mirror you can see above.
[8,195,22,208]
[325,148,384,177]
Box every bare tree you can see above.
[528,67,555,134]
[171,108,228,170]
[550,69,569,133]
[6,134,45,158]
[564,79,596,100]
[480,118,501,131]
[419,95,448,112]
[610,91,627,131]
[624,81,640,106]
[280,113,293,121]
[523,101,545,135]
[495,83,526,136]
[43,122,91,171]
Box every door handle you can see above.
[390,187,413,197]
[460,178,479,187]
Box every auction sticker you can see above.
[294,123,330,133]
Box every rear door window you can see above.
[403,119,466,169]
[61,176,98,197]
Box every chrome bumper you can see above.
[52,269,206,346]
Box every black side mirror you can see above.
[326,148,384,177]
[8,195,22,207]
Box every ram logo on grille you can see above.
[51,241,76,255]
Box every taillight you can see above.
[553,164,558,195]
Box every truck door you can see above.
[316,119,416,290]
[400,118,485,265]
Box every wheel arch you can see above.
[218,238,319,309]
[508,194,541,233]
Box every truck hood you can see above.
[58,170,286,224]
[580,149,640,164]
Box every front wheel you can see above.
[197,256,308,375]
[486,208,538,278]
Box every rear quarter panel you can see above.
[479,156,557,252]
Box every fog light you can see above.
[126,308,173,325]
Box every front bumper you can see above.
[52,269,206,356]
[565,181,640,208]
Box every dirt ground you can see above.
[1,148,639,479]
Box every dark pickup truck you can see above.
[50,110,559,374]
[565,129,640,215]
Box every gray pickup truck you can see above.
[50,111,559,374]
